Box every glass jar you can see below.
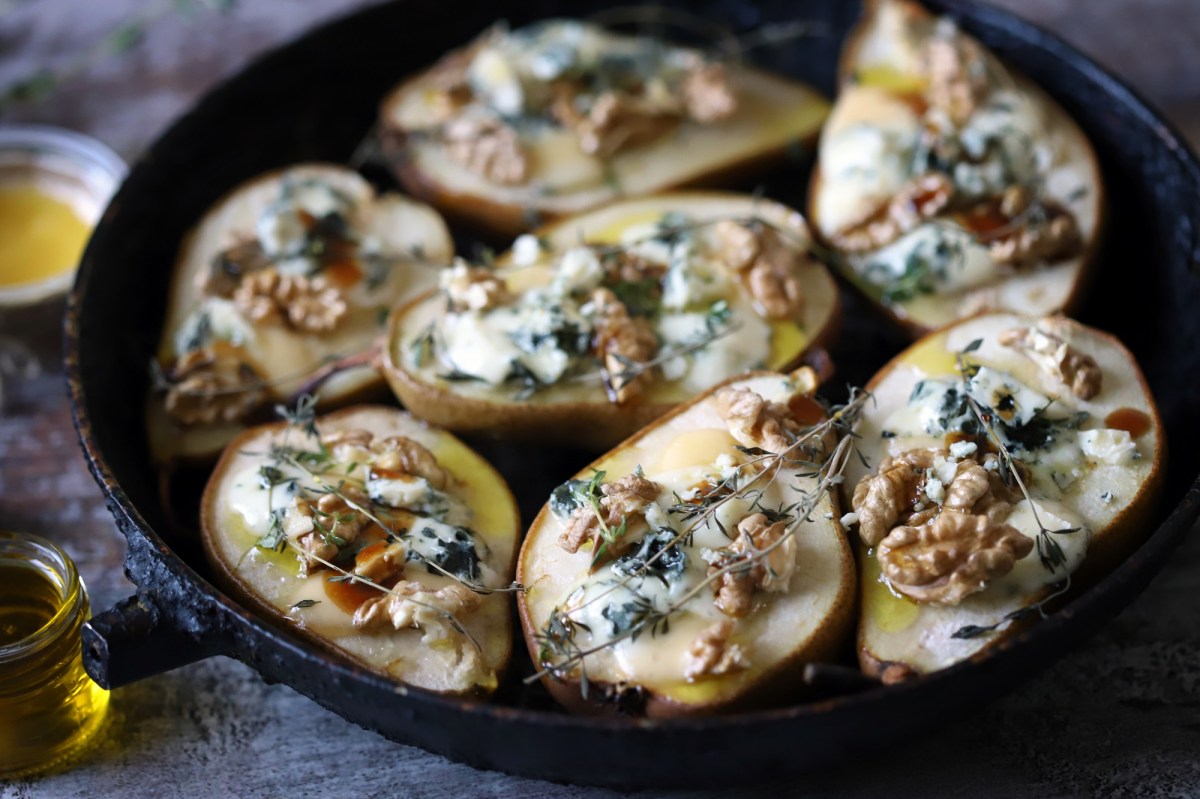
[0,532,109,778]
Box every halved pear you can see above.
[842,312,1163,680]
[382,191,841,450]
[201,405,519,696]
[809,0,1103,337]
[149,163,454,466]
[518,371,856,716]
[379,19,829,238]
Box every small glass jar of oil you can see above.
[0,532,109,778]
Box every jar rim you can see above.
[0,531,85,662]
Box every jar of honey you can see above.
[0,532,110,778]
[0,125,125,308]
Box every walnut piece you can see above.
[920,24,989,127]
[320,428,375,461]
[682,62,738,123]
[353,541,408,583]
[285,485,372,576]
[683,619,750,680]
[713,221,807,320]
[590,288,658,404]
[573,91,680,158]
[232,267,347,334]
[440,259,512,312]
[877,510,1033,604]
[987,204,1083,268]
[851,452,929,547]
[442,115,528,185]
[831,172,955,253]
[999,323,1102,400]
[163,345,266,426]
[710,513,798,617]
[372,435,451,491]
[602,249,667,284]
[716,386,801,455]
[353,581,482,641]
[851,449,1021,548]
[559,473,661,554]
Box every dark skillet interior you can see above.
[67,0,1200,789]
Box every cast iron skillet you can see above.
[66,0,1200,789]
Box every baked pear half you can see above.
[809,0,1102,336]
[841,312,1163,682]
[383,191,840,450]
[149,163,454,466]
[380,19,830,237]
[201,404,520,695]
[518,368,856,716]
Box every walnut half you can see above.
[442,115,529,185]
[683,619,750,680]
[590,288,658,404]
[877,510,1033,605]
[713,220,807,320]
[559,473,661,554]
[710,513,798,617]
[232,267,347,334]
[440,259,512,312]
[716,387,799,456]
[163,345,266,426]
[999,322,1102,400]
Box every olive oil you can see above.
[0,563,61,645]
[0,534,109,779]
[0,184,91,288]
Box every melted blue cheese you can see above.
[562,460,781,658]
[173,297,256,357]
[427,212,779,397]
[859,222,994,296]
[224,438,482,575]
[439,291,588,386]
[256,179,354,276]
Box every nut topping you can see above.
[163,345,266,426]
[353,581,482,639]
[999,322,1102,400]
[441,258,513,312]
[986,204,1083,268]
[442,115,528,185]
[710,513,798,617]
[713,221,807,320]
[716,387,800,456]
[877,510,1032,604]
[284,484,372,576]
[920,23,989,127]
[352,541,408,583]
[559,473,661,554]
[590,288,658,404]
[851,450,931,547]
[683,619,750,680]
[372,435,451,490]
[232,267,347,334]
[831,172,955,253]
[572,90,680,158]
[681,62,738,123]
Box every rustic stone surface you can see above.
[0,1,1198,796]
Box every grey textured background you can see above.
[0,1,1198,796]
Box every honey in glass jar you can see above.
[0,532,109,778]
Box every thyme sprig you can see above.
[947,341,1080,640]
[528,386,871,686]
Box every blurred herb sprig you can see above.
[0,0,238,115]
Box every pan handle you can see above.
[82,593,228,689]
